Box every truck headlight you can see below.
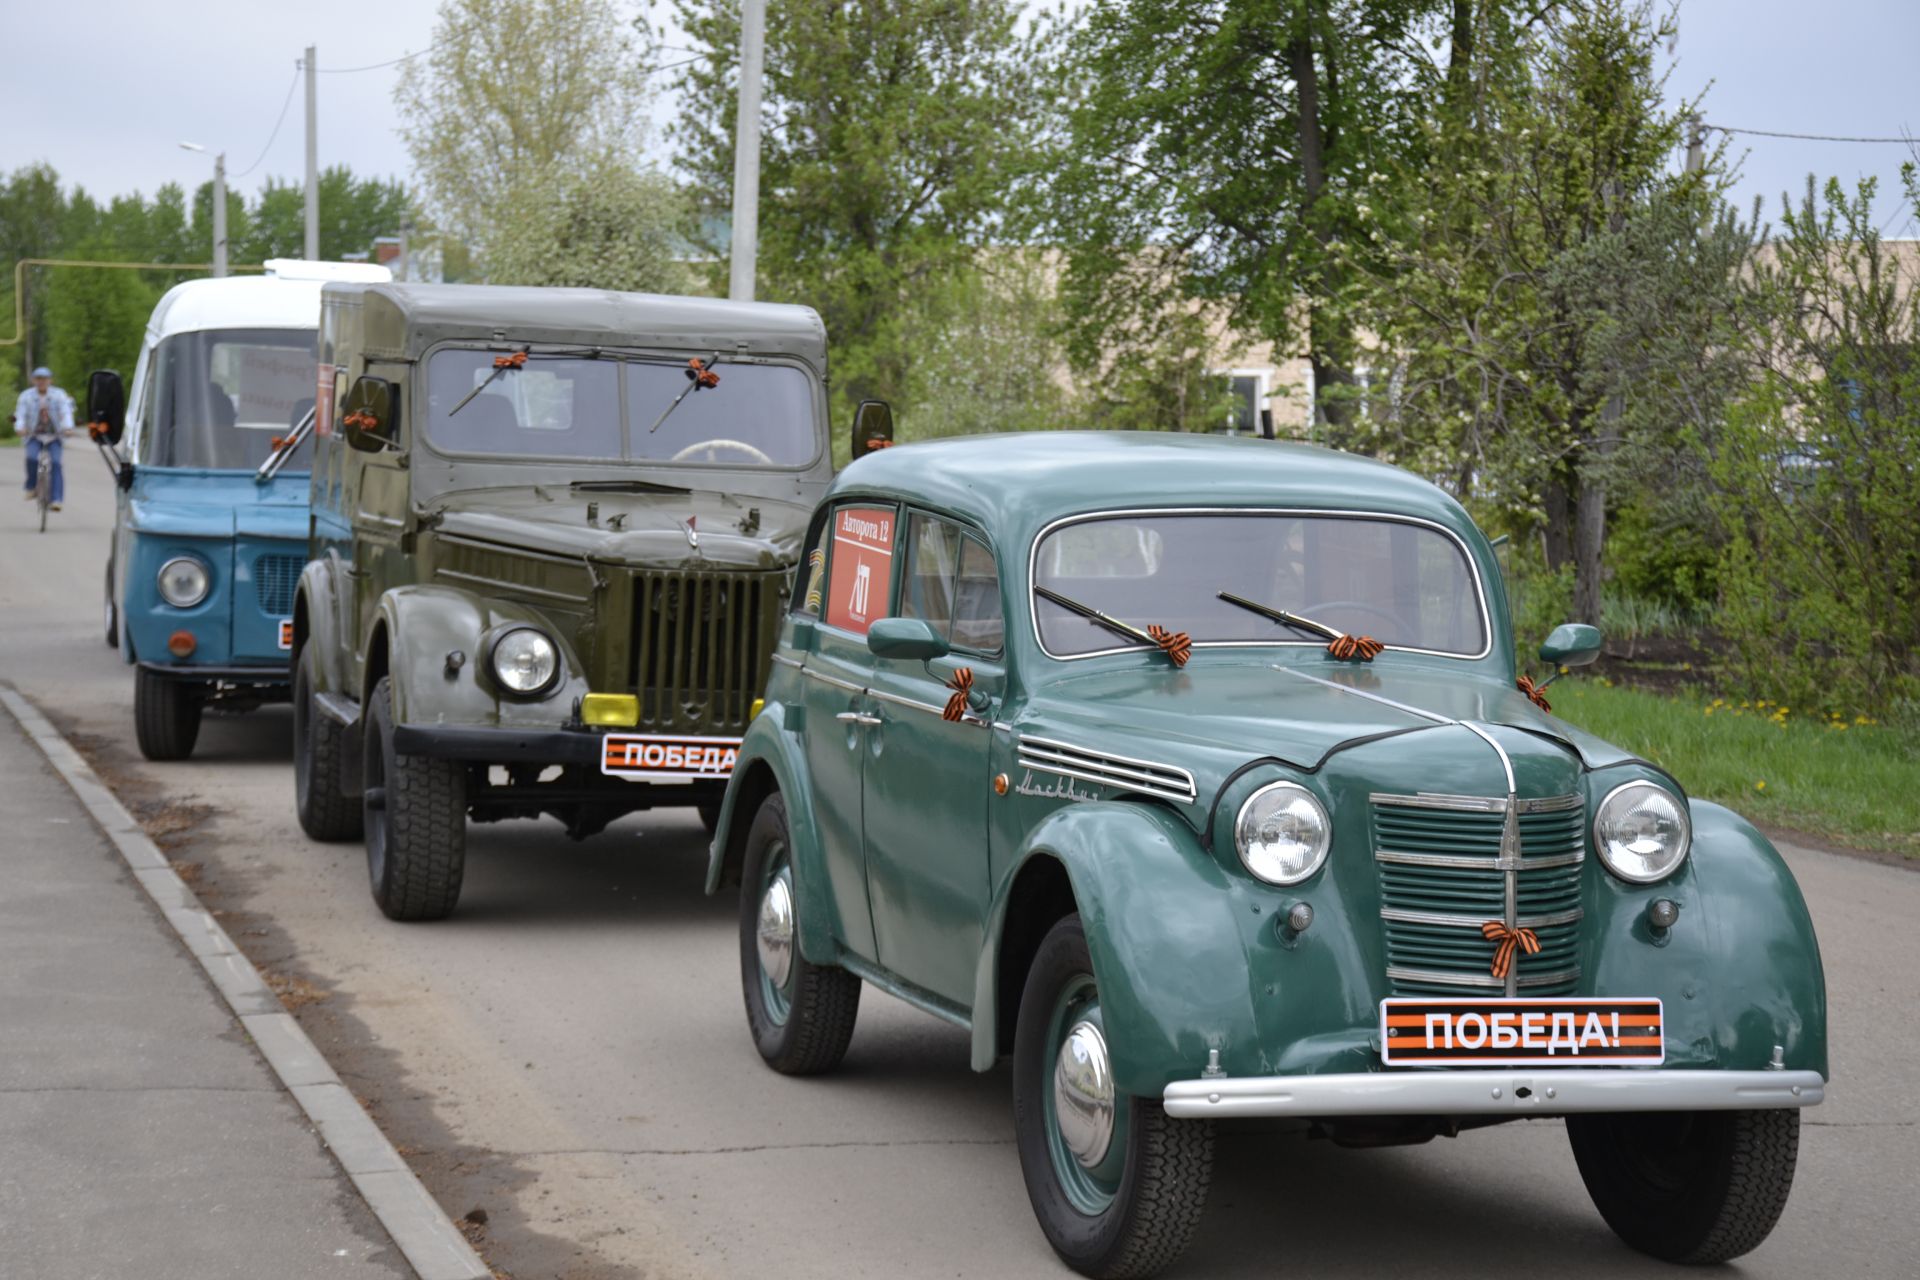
[156,556,210,608]
[1235,781,1331,885]
[1593,781,1691,883]
[491,628,559,695]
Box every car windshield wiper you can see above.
[448,346,531,418]
[1216,590,1383,661]
[256,405,317,484]
[644,353,724,435]
[570,478,695,495]
[1034,585,1192,667]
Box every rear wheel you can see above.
[134,666,202,760]
[738,792,860,1074]
[363,675,466,921]
[1567,1108,1800,1264]
[293,646,361,841]
[1013,915,1212,1279]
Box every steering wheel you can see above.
[671,438,772,465]
[1302,599,1413,640]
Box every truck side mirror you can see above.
[1539,622,1603,668]
[851,400,894,460]
[342,375,400,453]
[87,369,126,445]
[867,616,949,661]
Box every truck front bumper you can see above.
[1162,1069,1826,1119]
[391,723,602,765]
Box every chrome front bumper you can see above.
[1162,1069,1826,1120]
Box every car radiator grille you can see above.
[254,554,303,616]
[630,569,779,732]
[1371,793,1586,995]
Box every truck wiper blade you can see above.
[570,478,694,495]
[1034,585,1192,666]
[1215,590,1338,641]
[644,353,723,434]
[256,406,317,484]
[448,347,531,418]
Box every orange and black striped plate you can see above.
[1380,997,1664,1067]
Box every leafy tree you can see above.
[486,162,693,293]
[234,168,411,264]
[668,0,1054,419]
[42,240,160,396]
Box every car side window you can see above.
[794,514,829,617]
[902,512,1002,655]
[823,504,897,636]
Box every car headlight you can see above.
[1593,781,1691,883]
[156,556,210,608]
[1235,781,1332,885]
[491,628,559,695]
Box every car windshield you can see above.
[140,328,317,469]
[423,348,819,467]
[1033,512,1488,658]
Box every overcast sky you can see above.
[2,0,1914,237]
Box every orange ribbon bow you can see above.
[1481,920,1541,979]
[342,410,378,429]
[1327,633,1384,661]
[1147,624,1192,667]
[942,667,974,722]
[685,357,720,389]
[493,351,528,370]
[1517,675,1552,713]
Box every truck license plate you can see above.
[1380,997,1664,1067]
[599,734,741,784]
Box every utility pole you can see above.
[213,152,229,277]
[728,0,766,302]
[304,46,320,261]
[1685,114,1705,175]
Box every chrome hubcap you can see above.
[756,870,795,989]
[1052,1019,1115,1169]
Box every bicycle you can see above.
[32,431,55,533]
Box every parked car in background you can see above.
[290,283,874,922]
[89,259,392,760]
[709,432,1827,1278]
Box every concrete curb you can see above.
[0,687,491,1280]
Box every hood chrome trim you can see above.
[1017,734,1197,805]
[1371,791,1583,814]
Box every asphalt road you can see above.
[5,455,1917,1279]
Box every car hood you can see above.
[425,485,812,571]
[127,468,309,540]
[1014,656,1652,831]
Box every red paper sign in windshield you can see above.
[826,506,895,635]
[315,363,335,437]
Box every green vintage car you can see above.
[708,432,1827,1277]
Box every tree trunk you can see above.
[1288,15,1354,438]
[1572,466,1606,626]
[1542,469,1574,570]
[1444,0,1475,111]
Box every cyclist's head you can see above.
[30,367,50,391]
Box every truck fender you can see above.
[293,558,347,693]
[970,801,1257,1096]
[371,585,590,728]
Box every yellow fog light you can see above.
[581,693,641,727]
[750,697,766,720]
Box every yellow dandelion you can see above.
[1755,780,1767,791]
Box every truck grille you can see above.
[1371,793,1585,995]
[254,554,303,615]
[630,569,780,732]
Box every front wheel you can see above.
[1012,915,1212,1279]
[1567,1108,1800,1264]
[363,675,466,921]
[134,666,202,760]
[293,646,362,841]
[738,792,860,1074]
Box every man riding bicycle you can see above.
[16,366,73,511]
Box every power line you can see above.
[1711,124,1915,146]
[231,65,303,179]
[313,43,440,74]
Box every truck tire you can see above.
[1013,914,1213,1280]
[134,666,202,761]
[1568,1108,1800,1264]
[293,646,362,842]
[739,792,861,1074]
[362,675,466,921]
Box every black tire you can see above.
[293,646,362,841]
[1013,915,1212,1280]
[133,666,202,761]
[738,792,861,1074]
[104,560,118,648]
[362,675,466,921]
[1567,1108,1800,1264]
[698,796,723,835]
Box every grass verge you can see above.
[1553,681,1918,858]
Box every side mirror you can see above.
[1539,622,1604,668]
[851,399,894,460]
[87,369,126,445]
[342,375,400,453]
[867,616,949,661]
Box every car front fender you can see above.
[372,585,589,728]
[294,558,347,693]
[972,801,1260,1097]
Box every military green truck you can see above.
[291,283,872,921]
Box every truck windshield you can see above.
[424,348,818,467]
[1033,512,1489,659]
[140,328,317,469]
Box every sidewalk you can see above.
[0,702,414,1279]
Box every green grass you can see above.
[1553,681,1919,858]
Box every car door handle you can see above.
[835,711,882,726]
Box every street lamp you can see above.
[178,142,228,278]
